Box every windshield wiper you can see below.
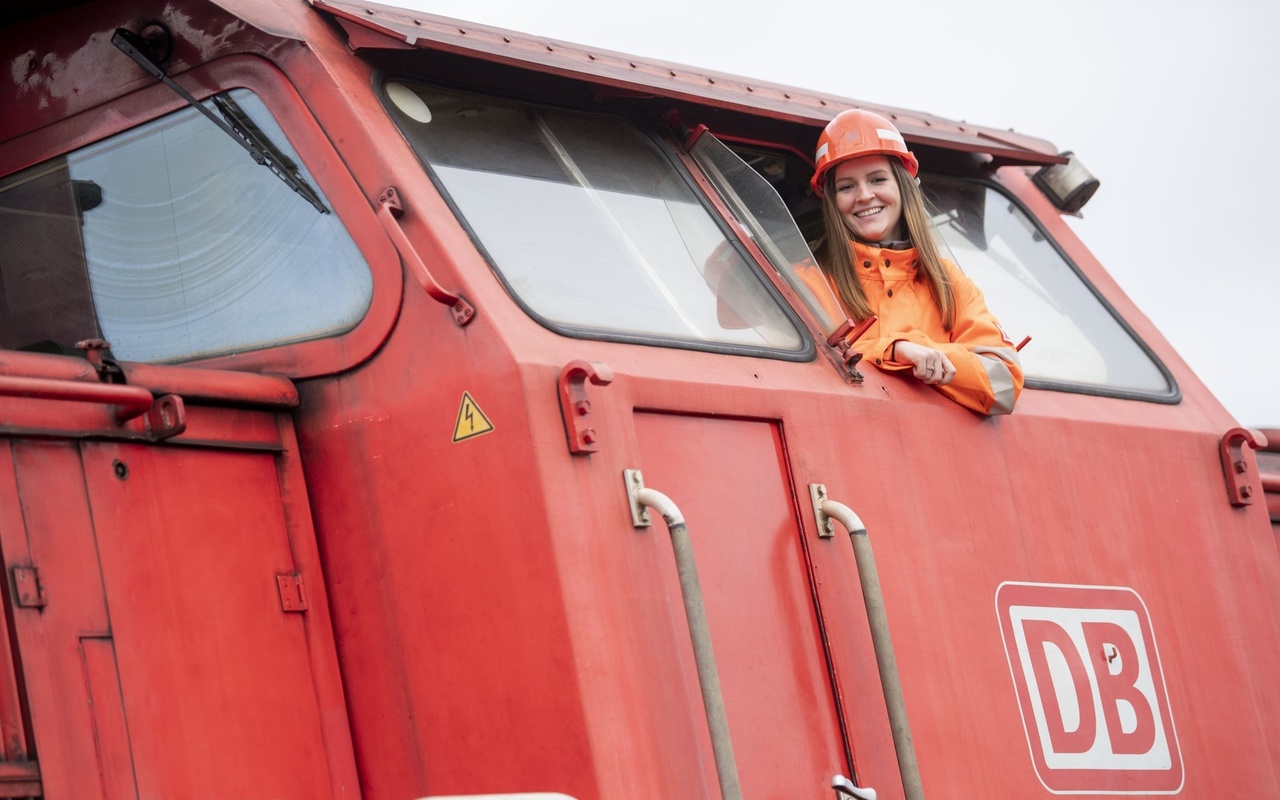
[111,27,329,215]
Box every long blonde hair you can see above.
[816,159,955,330]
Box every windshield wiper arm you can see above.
[111,27,329,215]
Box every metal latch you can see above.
[276,574,308,612]
[12,567,46,608]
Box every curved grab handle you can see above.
[624,470,742,800]
[812,485,925,800]
[833,773,877,800]
[377,186,475,326]
[559,360,613,454]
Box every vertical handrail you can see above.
[625,470,742,800]
[815,493,925,800]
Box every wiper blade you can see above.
[111,27,329,215]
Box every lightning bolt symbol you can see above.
[465,403,474,431]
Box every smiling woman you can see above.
[806,108,1023,415]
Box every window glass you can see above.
[926,176,1171,395]
[0,89,373,362]
[384,83,804,353]
[690,134,847,339]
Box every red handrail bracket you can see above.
[1220,427,1267,507]
[558,360,614,455]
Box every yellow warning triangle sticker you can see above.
[452,391,495,443]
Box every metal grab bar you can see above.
[0,375,154,422]
[376,186,475,326]
[813,487,925,800]
[625,470,742,800]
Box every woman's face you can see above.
[833,155,904,243]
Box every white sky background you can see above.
[394,0,1278,426]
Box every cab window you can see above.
[926,176,1172,397]
[382,82,807,356]
[709,139,1174,399]
[0,89,373,363]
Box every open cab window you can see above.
[696,137,1176,401]
[382,81,809,358]
[0,88,374,364]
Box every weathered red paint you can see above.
[1,2,1276,799]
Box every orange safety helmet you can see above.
[810,109,919,197]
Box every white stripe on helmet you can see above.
[876,128,905,145]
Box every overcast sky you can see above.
[393,0,1278,427]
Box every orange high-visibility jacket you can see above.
[797,240,1023,415]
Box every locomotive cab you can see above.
[0,1,1276,799]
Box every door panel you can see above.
[0,440,109,798]
[80,440,334,798]
[634,412,847,798]
[0,401,357,798]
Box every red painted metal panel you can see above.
[79,638,138,798]
[0,440,114,799]
[1,3,1277,799]
[632,412,848,799]
[79,440,346,798]
[0,401,357,798]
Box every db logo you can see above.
[996,583,1183,794]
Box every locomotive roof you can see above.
[310,0,1065,167]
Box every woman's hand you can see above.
[892,341,956,386]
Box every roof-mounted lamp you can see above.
[1032,151,1100,214]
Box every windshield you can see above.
[0,89,372,363]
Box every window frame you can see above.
[928,173,1179,404]
[375,75,816,363]
[0,54,401,378]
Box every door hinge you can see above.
[276,574,308,612]
[11,567,46,608]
